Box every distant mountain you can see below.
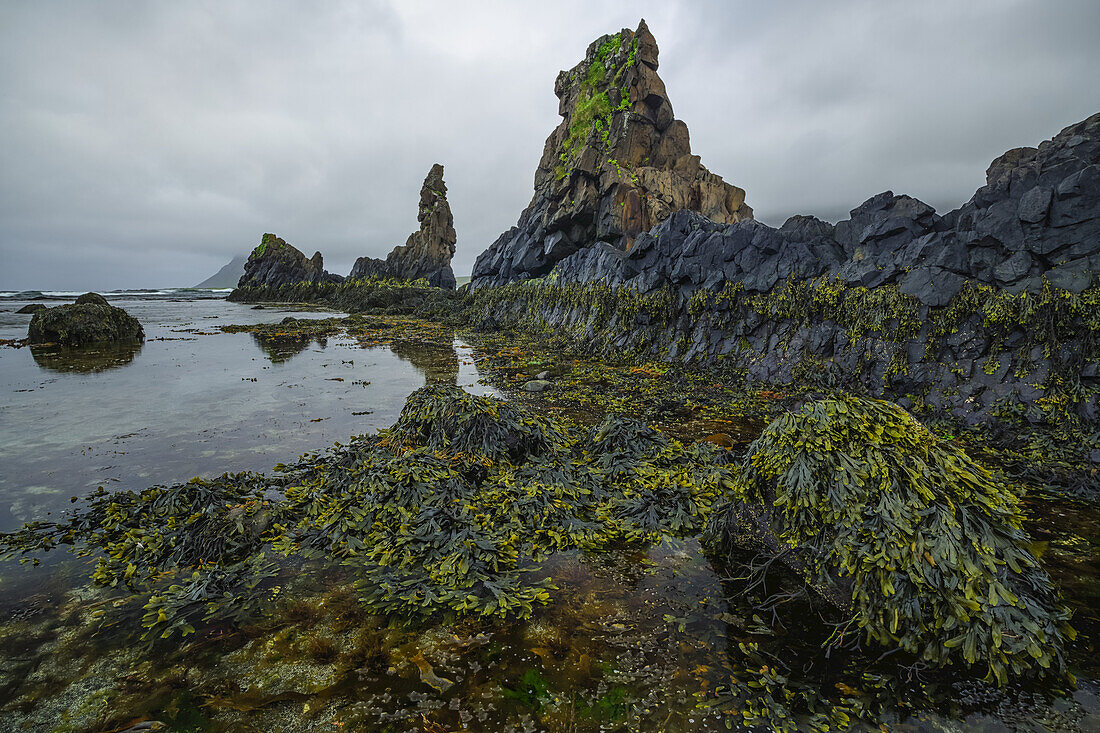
[194,255,248,288]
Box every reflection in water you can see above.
[389,341,459,385]
[29,341,143,373]
[251,333,328,363]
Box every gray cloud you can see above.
[1,0,1098,290]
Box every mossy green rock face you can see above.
[472,20,752,287]
[705,395,1075,684]
[26,294,144,346]
[235,233,344,290]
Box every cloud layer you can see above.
[2,0,1098,289]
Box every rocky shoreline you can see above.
[226,20,1099,436]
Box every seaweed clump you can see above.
[704,395,1076,685]
[1,385,730,635]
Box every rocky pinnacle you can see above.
[472,19,752,287]
[349,163,458,289]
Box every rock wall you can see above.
[465,113,1100,430]
[234,233,343,290]
[350,163,458,289]
[471,20,751,288]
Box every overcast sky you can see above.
[1,0,1098,290]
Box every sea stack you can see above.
[349,163,458,289]
[471,19,752,287]
[235,234,344,289]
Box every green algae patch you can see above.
[705,395,1076,686]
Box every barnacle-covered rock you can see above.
[704,395,1075,684]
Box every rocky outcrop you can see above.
[471,20,751,288]
[544,111,1100,302]
[349,164,458,289]
[195,255,247,289]
[28,293,145,347]
[464,113,1100,428]
[235,234,344,290]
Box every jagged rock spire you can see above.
[472,19,752,287]
[350,163,458,289]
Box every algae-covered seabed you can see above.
[1,309,1098,732]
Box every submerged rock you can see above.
[15,303,46,314]
[27,293,144,347]
[349,163,458,289]
[704,395,1074,684]
[472,20,752,287]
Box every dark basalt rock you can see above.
[467,112,1100,427]
[235,234,344,290]
[27,293,144,347]
[471,20,752,288]
[15,303,47,314]
[349,163,458,289]
[543,111,1100,301]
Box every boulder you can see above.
[15,303,47,314]
[28,293,144,347]
[471,19,751,287]
[349,163,458,289]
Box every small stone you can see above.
[536,371,551,380]
[523,380,551,393]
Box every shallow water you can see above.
[0,297,496,533]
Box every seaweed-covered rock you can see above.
[27,293,144,346]
[15,303,46,314]
[471,20,752,287]
[704,395,1074,683]
[234,233,344,290]
[349,164,458,289]
[382,382,565,462]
